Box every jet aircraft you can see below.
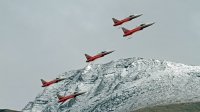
[122,22,155,39]
[112,14,143,26]
[41,78,67,87]
[57,91,87,103]
[84,50,115,62]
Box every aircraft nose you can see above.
[108,50,115,54]
[81,91,87,94]
[60,78,67,81]
[149,22,155,25]
[110,50,115,53]
[145,22,155,27]
[138,14,143,16]
[62,77,67,80]
[76,91,87,96]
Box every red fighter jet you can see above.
[112,14,143,26]
[41,78,67,87]
[57,91,87,103]
[84,50,115,62]
[122,22,155,39]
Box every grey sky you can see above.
[1,0,200,110]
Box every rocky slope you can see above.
[132,101,200,112]
[0,109,21,112]
[22,57,200,112]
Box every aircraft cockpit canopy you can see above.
[140,24,145,26]
[129,15,134,17]
[101,51,106,53]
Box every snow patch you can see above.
[121,68,128,77]
[23,57,200,112]
[105,73,114,78]
[82,63,92,74]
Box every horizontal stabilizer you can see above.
[84,54,92,59]
[57,94,63,99]
[122,27,129,33]
[41,79,47,84]
[112,18,119,23]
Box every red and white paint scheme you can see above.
[41,78,67,87]
[112,14,143,26]
[122,22,155,38]
[57,91,87,103]
[84,50,115,62]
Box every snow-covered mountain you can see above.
[22,57,200,112]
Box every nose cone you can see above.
[137,14,143,17]
[148,22,155,26]
[75,91,87,96]
[132,14,143,19]
[107,50,115,54]
[142,22,155,28]
[57,77,67,81]
[61,77,67,80]
[80,91,87,94]
[109,50,115,53]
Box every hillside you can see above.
[22,57,200,112]
[0,109,21,112]
[132,101,200,112]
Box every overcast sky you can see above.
[1,0,200,111]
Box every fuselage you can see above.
[123,27,142,37]
[86,54,104,62]
[123,22,155,37]
[86,51,114,62]
[42,78,66,87]
[114,18,132,26]
[113,14,143,26]
[58,94,75,102]
[58,92,87,103]
[42,80,57,87]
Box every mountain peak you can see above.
[22,57,200,112]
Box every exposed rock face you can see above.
[0,109,21,112]
[22,57,200,112]
[131,101,200,112]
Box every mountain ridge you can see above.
[22,57,200,112]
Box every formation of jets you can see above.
[112,14,155,39]
[40,77,86,103]
[37,13,155,105]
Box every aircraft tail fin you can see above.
[41,79,47,84]
[122,27,129,33]
[112,18,119,23]
[57,94,63,100]
[84,54,92,59]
